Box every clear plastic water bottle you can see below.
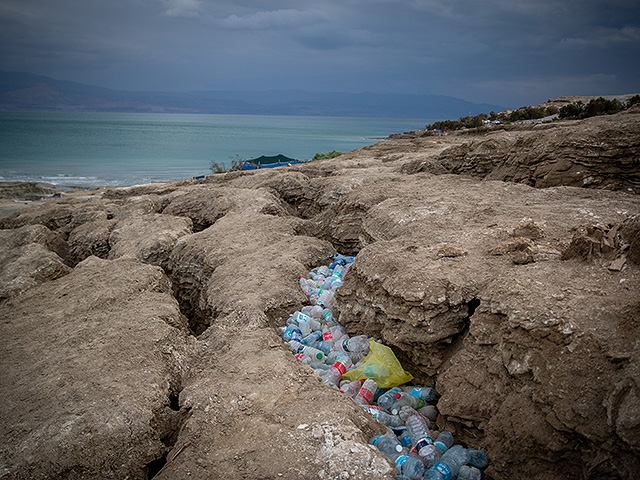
[293,352,311,364]
[394,392,425,412]
[293,311,320,335]
[337,334,370,353]
[418,404,438,422]
[425,445,470,480]
[434,431,454,455]
[281,326,293,342]
[368,435,403,456]
[299,275,311,296]
[457,465,482,480]
[388,453,425,479]
[316,289,335,308]
[321,356,352,386]
[287,340,325,362]
[355,378,378,406]
[377,387,401,411]
[404,386,436,403]
[302,331,322,345]
[290,328,302,343]
[467,449,487,469]
[317,340,333,355]
[400,406,434,457]
[322,308,335,326]
[422,431,453,467]
[364,406,404,427]
[339,379,362,397]
[396,428,412,448]
[308,304,324,318]
[329,325,346,342]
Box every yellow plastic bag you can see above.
[342,340,413,389]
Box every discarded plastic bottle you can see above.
[293,353,311,364]
[322,308,335,326]
[293,311,321,335]
[388,453,425,480]
[281,326,293,342]
[396,428,412,448]
[457,465,482,480]
[337,334,370,353]
[316,289,335,308]
[418,404,438,423]
[302,331,322,345]
[355,378,378,406]
[369,435,403,456]
[290,328,303,343]
[329,325,347,342]
[321,356,352,386]
[364,406,404,427]
[378,387,401,411]
[287,340,325,362]
[317,340,333,355]
[394,392,425,412]
[299,275,311,294]
[339,379,362,397]
[421,431,453,467]
[434,431,454,454]
[467,449,487,469]
[425,445,470,480]
[404,386,436,403]
[400,406,434,457]
[332,253,355,263]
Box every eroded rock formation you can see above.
[1,108,639,479]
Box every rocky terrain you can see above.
[1,106,639,479]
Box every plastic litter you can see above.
[342,340,414,389]
[277,254,488,480]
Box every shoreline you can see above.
[0,181,106,216]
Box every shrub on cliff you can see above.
[559,97,625,120]
[311,150,343,161]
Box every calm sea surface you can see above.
[0,112,433,186]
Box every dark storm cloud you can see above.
[1,0,638,106]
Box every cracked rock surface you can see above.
[1,108,639,479]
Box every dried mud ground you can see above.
[1,107,639,480]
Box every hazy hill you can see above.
[0,71,503,118]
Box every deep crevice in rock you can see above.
[145,456,166,480]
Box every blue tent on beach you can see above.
[242,154,302,170]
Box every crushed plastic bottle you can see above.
[364,406,404,427]
[369,435,403,456]
[458,465,482,480]
[321,356,353,387]
[394,392,425,412]
[378,387,402,411]
[287,340,325,362]
[354,378,378,406]
[425,445,470,480]
[388,452,425,479]
[336,334,370,354]
[404,386,436,403]
[399,406,435,457]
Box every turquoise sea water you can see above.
[0,112,432,186]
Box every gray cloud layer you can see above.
[1,0,638,106]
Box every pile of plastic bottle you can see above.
[277,254,488,480]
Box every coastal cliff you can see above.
[1,106,639,479]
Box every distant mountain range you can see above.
[0,71,504,119]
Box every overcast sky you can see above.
[1,0,639,108]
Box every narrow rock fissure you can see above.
[145,456,166,480]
